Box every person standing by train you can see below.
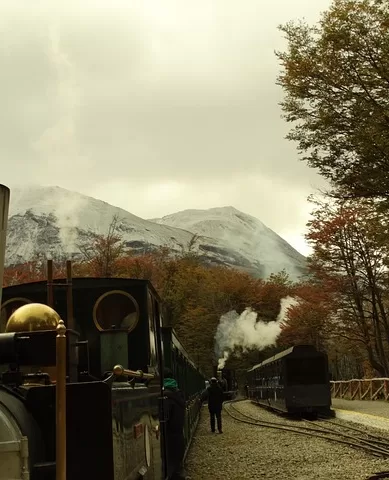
[203,377,224,433]
[163,368,188,480]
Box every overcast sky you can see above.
[1,0,332,256]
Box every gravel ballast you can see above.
[185,400,389,480]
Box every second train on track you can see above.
[247,344,332,417]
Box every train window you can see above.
[0,297,32,332]
[93,290,139,332]
[286,358,327,385]
[147,292,157,367]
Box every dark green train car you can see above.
[162,327,206,452]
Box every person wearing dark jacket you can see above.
[163,368,187,480]
[203,377,224,433]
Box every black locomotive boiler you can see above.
[0,274,206,480]
[247,345,332,417]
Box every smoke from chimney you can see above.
[214,296,299,369]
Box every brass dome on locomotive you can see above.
[5,303,61,333]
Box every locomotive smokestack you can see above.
[0,185,10,308]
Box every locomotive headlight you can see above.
[5,303,60,333]
[0,303,63,372]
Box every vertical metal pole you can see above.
[0,185,10,309]
[56,319,67,480]
[154,302,168,479]
[66,261,74,331]
[47,260,54,308]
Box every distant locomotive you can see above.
[247,345,332,417]
[212,367,238,401]
[0,184,206,480]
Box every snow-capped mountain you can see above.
[151,207,307,279]
[5,186,307,280]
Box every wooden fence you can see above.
[331,378,389,401]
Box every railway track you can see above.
[224,400,389,459]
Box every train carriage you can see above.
[247,345,332,417]
[162,327,204,451]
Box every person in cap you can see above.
[163,368,188,480]
[203,377,224,433]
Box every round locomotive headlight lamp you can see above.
[5,302,60,332]
[0,297,32,332]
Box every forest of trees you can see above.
[4,0,389,381]
[275,0,389,379]
[2,220,295,379]
[2,200,386,381]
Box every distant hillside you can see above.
[5,186,307,280]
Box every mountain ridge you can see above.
[151,205,306,279]
[4,185,307,280]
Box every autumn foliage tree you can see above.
[274,0,389,378]
[76,215,128,277]
[3,261,46,286]
[3,258,73,286]
[277,0,389,200]
[278,281,335,350]
[304,196,389,376]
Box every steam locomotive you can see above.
[247,345,332,417]
[212,367,238,401]
[0,184,206,480]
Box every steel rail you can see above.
[229,402,389,454]
[224,402,389,458]
[317,417,389,447]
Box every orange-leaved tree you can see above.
[76,215,129,277]
[305,195,389,376]
[278,280,336,350]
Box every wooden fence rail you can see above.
[330,378,389,401]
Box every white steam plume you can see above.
[32,22,88,255]
[52,191,87,255]
[214,296,299,369]
[33,21,87,170]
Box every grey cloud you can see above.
[1,0,331,253]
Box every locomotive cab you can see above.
[0,277,207,480]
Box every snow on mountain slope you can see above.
[5,186,306,280]
[151,206,307,279]
[5,186,256,272]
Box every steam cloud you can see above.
[214,296,299,369]
[32,22,88,255]
[54,194,87,255]
[33,22,85,169]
